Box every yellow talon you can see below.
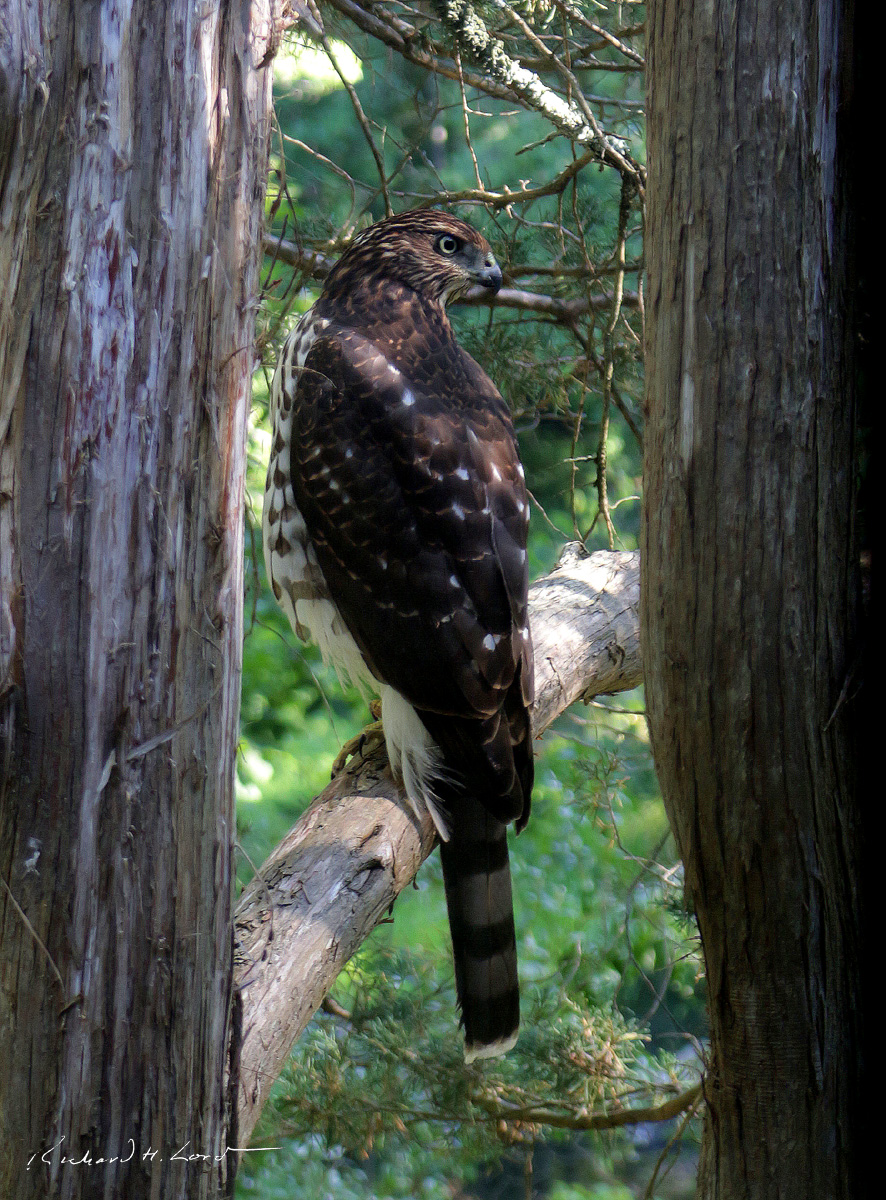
[331,699,385,776]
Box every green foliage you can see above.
[238,4,703,1197]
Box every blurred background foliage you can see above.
[237,3,704,1196]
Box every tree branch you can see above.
[318,0,644,192]
[431,0,643,187]
[472,1081,703,1132]
[261,233,639,322]
[322,0,520,103]
[234,547,641,1140]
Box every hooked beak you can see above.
[473,258,503,294]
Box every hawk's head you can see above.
[323,210,503,306]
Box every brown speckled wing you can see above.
[278,228,534,1060]
[289,296,532,825]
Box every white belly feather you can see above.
[262,313,371,692]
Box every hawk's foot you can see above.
[331,699,385,776]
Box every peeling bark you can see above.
[234,547,641,1142]
[0,4,274,1197]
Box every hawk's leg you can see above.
[331,698,386,776]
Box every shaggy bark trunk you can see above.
[643,1,863,1197]
[0,3,274,1197]
[235,547,642,1142]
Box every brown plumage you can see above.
[263,210,534,1060]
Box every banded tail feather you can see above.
[384,689,528,1061]
[438,794,520,1062]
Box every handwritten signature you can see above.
[27,1138,279,1170]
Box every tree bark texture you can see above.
[234,548,641,1143]
[0,3,274,1197]
[643,2,861,1198]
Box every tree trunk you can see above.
[643,2,863,1197]
[0,4,274,1197]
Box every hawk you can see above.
[263,209,534,1061]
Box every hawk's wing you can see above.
[289,315,533,825]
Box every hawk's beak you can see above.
[474,261,503,294]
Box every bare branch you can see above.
[591,174,635,547]
[323,0,520,101]
[260,233,639,323]
[550,0,645,67]
[472,1082,703,1132]
[307,4,393,215]
[431,0,644,189]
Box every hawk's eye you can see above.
[435,234,460,256]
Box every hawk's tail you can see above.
[438,794,519,1061]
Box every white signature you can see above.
[27,1138,279,1169]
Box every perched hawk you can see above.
[263,210,534,1061]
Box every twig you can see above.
[643,1088,704,1199]
[305,3,393,215]
[433,0,640,182]
[588,174,635,547]
[323,0,519,102]
[456,47,484,191]
[0,874,66,995]
[550,0,645,65]
[471,1082,703,1132]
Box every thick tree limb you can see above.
[234,547,640,1140]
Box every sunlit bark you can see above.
[0,4,274,1196]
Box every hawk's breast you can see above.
[262,310,374,691]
